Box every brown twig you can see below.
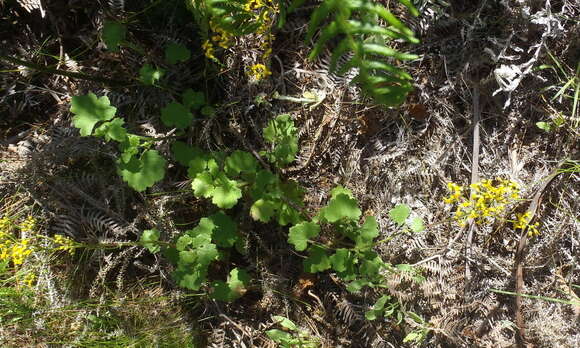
[465,84,481,297]
[514,166,562,347]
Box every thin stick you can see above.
[465,84,481,296]
[514,166,562,347]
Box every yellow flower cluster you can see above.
[247,63,272,81]
[202,0,277,81]
[443,179,520,227]
[0,216,11,232]
[20,215,37,232]
[53,234,76,255]
[513,211,540,237]
[0,215,34,266]
[23,272,36,287]
[243,0,267,12]
[1,238,33,265]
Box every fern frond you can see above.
[206,0,262,35]
[305,0,419,106]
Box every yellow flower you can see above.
[24,272,36,287]
[202,40,216,60]
[11,239,33,265]
[20,216,37,232]
[0,216,11,232]
[247,63,272,81]
[444,179,521,227]
[54,234,76,255]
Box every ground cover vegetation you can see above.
[0,0,579,347]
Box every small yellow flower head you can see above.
[20,215,37,233]
[0,216,12,232]
[24,272,36,287]
[247,63,272,81]
[202,40,216,60]
[10,239,33,265]
[53,234,76,255]
[513,212,540,237]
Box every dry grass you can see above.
[1,0,578,347]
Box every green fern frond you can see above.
[304,0,420,106]
[206,0,262,35]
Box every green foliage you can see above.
[288,222,320,251]
[303,245,331,273]
[389,204,410,226]
[209,211,239,248]
[71,93,117,137]
[288,186,422,294]
[171,141,204,166]
[211,268,250,302]
[117,150,167,192]
[319,193,361,223]
[303,0,419,106]
[165,42,191,64]
[140,229,161,253]
[93,117,127,142]
[408,216,424,233]
[161,102,194,129]
[389,204,425,232]
[70,93,167,192]
[102,21,126,52]
[261,114,299,167]
[266,316,319,348]
[365,294,396,321]
[173,218,220,291]
[170,213,243,292]
[403,311,430,343]
[190,158,243,209]
[182,89,206,110]
[139,64,164,86]
[204,0,262,36]
[295,187,381,285]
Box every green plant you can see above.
[292,0,419,106]
[364,294,430,343]
[70,93,167,192]
[266,316,319,348]
[538,50,580,130]
[389,203,425,233]
[102,21,127,52]
[287,186,423,293]
[187,0,278,79]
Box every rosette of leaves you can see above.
[70,93,166,192]
[297,0,420,106]
[187,149,257,209]
[174,122,303,223]
[250,169,304,226]
[171,212,242,292]
[288,186,386,292]
[260,114,299,167]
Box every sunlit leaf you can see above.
[71,93,117,136]
[389,204,410,226]
[117,150,166,192]
[139,64,164,86]
[140,229,160,253]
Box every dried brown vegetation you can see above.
[1,0,578,347]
